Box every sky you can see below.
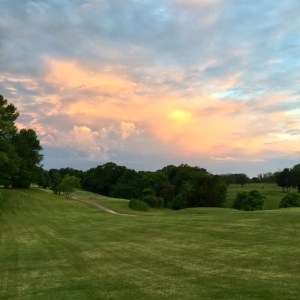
[1,0,300,176]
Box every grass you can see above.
[1,188,300,299]
[224,183,295,209]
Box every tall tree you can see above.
[0,95,19,140]
[276,168,292,192]
[0,95,20,187]
[291,164,300,193]
[235,173,249,187]
[11,129,43,188]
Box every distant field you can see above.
[224,183,295,209]
[1,189,300,299]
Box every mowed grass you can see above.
[224,183,295,209]
[1,189,300,299]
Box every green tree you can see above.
[58,175,81,198]
[50,171,62,195]
[291,164,300,193]
[190,174,227,207]
[36,167,51,188]
[81,162,127,196]
[276,168,292,192]
[111,169,143,199]
[0,95,43,188]
[170,182,193,210]
[235,173,249,187]
[0,95,20,187]
[233,190,265,211]
[129,199,149,211]
[279,193,300,208]
[11,129,43,188]
[0,95,19,140]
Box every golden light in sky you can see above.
[2,0,300,175]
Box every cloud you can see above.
[1,0,300,175]
[119,121,140,140]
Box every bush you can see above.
[129,199,149,211]
[232,190,265,211]
[279,193,300,208]
[142,195,164,208]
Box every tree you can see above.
[36,167,51,188]
[191,174,227,207]
[276,168,292,192]
[129,199,149,211]
[11,129,43,188]
[0,95,43,188]
[81,162,127,196]
[291,164,300,193]
[279,193,300,208]
[171,182,193,210]
[58,175,81,198]
[111,169,143,199]
[0,95,19,140]
[0,95,20,187]
[232,190,265,211]
[235,173,249,187]
[49,171,62,195]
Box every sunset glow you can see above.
[1,0,300,175]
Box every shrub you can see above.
[142,195,164,208]
[129,199,149,211]
[232,190,265,211]
[279,193,300,208]
[141,187,155,197]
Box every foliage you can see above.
[141,195,164,208]
[0,95,19,140]
[128,199,149,211]
[81,162,127,195]
[252,172,276,183]
[81,163,227,210]
[49,171,62,195]
[58,175,81,197]
[35,168,51,188]
[219,173,250,186]
[279,193,300,208]
[276,168,292,192]
[291,164,300,193]
[235,173,249,187]
[0,95,43,188]
[11,129,43,188]
[110,169,142,199]
[232,190,265,211]
[170,182,192,210]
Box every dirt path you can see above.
[69,196,136,216]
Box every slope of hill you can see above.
[1,189,300,299]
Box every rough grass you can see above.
[1,189,300,299]
[224,183,295,209]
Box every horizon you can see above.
[1,0,300,177]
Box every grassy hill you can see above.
[225,183,292,209]
[1,189,300,299]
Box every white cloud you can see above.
[119,121,140,140]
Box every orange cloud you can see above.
[47,59,135,94]
[40,59,300,159]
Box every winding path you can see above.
[69,196,136,216]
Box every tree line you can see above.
[41,163,227,209]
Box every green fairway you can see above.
[224,183,295,209]
[1,189,300,299]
